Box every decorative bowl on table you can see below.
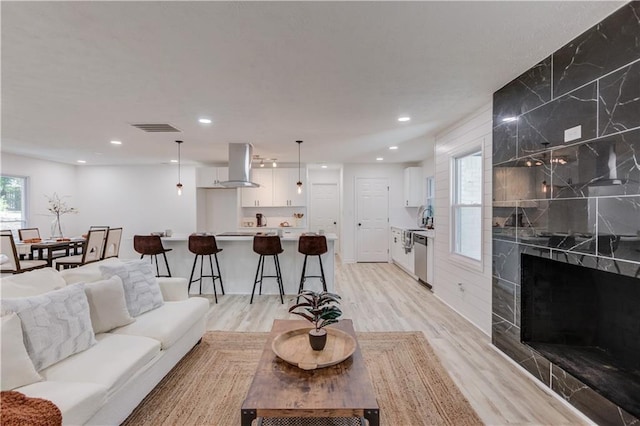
[271,327,356,371]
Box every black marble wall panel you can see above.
[493,56,551,123]
[553,2,640,98]
[492,121,517,164]
[492,314,551,386]
[600,61,640,136]
[551,366,639,426]
[492,3,640,423]
[518,83,597,156]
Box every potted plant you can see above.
[289,290,342,351]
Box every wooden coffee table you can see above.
[241,319,379,426]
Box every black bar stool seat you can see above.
[251,236,284,304]
[188,234,225,303]
[297,235,328,301]
[133,235,172,277]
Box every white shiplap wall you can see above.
[433,103,493,335]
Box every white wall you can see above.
[1,153,80,237]
[74,165,197,258]
[341,163,419,263]
[433,103,493,335]
[196,188,239,233]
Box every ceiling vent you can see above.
[131,123,181,132]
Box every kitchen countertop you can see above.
[161,232,337,242]
[413,230,435,238]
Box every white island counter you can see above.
[160,232,336,296]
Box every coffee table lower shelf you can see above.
[241,319,380,426]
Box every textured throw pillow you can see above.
[100,260,163,317]
[0,314,43,390]
[84,275,135,334]
[1,284,96,371]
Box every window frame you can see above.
[450,146,483,269]
[0,175,28,231]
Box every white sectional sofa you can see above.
[0,258,210,425]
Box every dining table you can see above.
[18,238,86,267]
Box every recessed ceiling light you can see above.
[170,159,178,163]
[321,165,328,169]
[77,160,86,164]
[398,116,411,122]
[110,140,122,145]
[198,118,212,124]
[376,157,384,161]
[389,146,398,150]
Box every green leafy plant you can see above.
[289,290,342,331]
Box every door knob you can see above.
[333,221,337,225]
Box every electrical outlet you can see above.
[564,125,582,142]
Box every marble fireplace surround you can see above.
[492,2,640,424]
[521,254,640,419]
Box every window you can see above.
[452,151,482,261]
[1,176,27,230]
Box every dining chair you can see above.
[579,235,621,273]
[102,227,123,259]
[0,232,47,274]
[18,228,41,241]
[54,228,108,270]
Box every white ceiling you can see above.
[1,1,625,167]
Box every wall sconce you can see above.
[542,180,548,193]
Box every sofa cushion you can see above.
[1,313,42,390]
[100,260,163,317]
[0,267,66,298]
[84,275,135,334]
[111,297,209,349]
[17,381,107,426]
[59,257,121,285]
[1,284,96,371]
[41,333,161,397]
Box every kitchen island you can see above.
[161,232,336,295]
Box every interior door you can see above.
[309,183,340,252]
[356,178,389,262]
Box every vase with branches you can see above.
[46,193,78,238]
[289,290,342,350]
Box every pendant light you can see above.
[296,140,303,194]
[175,140,183,196]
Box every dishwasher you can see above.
[413,233,431,289]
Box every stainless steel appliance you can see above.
[413,233,431,289]
[256,213,266,227]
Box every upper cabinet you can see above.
[242,168,306,207]
[403,167,424,207]
[196,167,229,188]
[273,168,306,207]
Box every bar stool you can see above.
[133,235,172,277]
[297,235,328,301]
[251,235,284,304]
[188,234,225,303]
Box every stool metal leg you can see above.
[318,254,327,292]
[251,255,263,304]
[162,252,172,277]
[297,255,308,303]
[199,254,205,294]
[259,255,266,295]
[214,253,225,295]
[188,255,199,294]
[207,254,218,303]
[274,254,284,304]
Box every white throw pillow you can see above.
[84,275,135,334]
[0,313,43,390]
[100,260,163,317]
[1,284,96,371]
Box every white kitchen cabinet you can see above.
[241,168,273,207]
[390,227,414,274]
[242,168,306,207]
[273,168,306,206]
[403,167,424,207]
[196,167,229,188]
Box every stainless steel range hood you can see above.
[220,143,259,188]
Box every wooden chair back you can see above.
[103,227,123,259]
[0,233,20,272]
[18,228,40,241]
[82,228,108,264]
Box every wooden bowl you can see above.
[272,327,356,370]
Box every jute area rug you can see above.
[123,331,482,426]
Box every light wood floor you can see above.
[203,259,587,425]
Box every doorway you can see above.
[355,178,389,262]
[309,182,340,253]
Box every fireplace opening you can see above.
[521,254,640,418]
